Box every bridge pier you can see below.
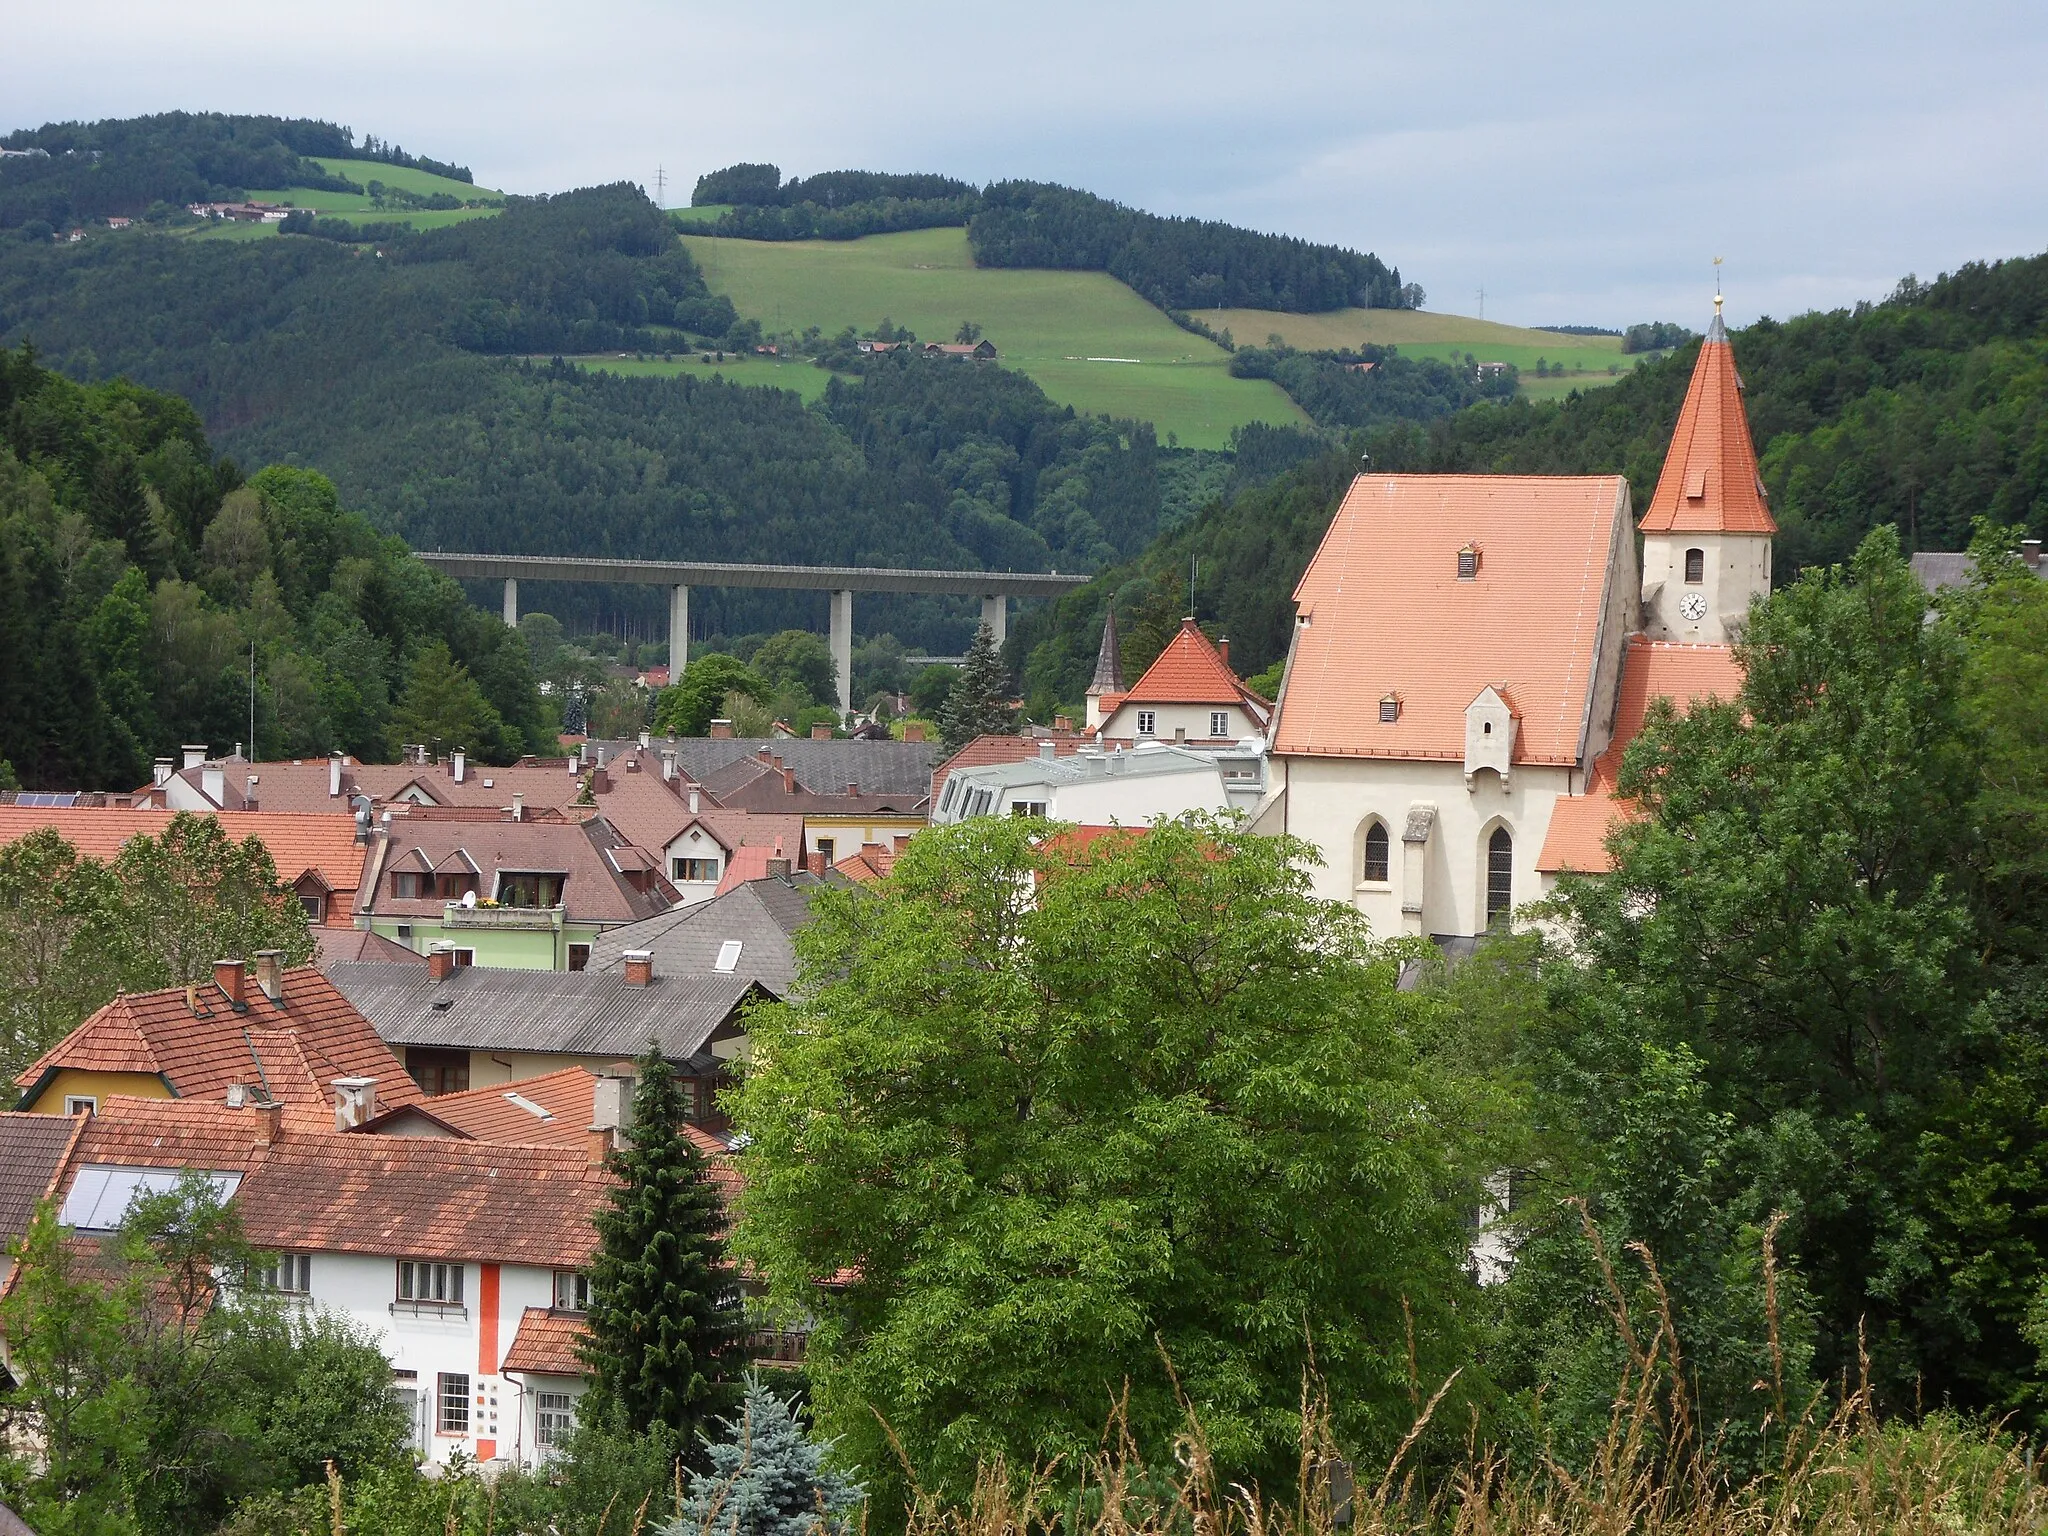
[980,594,1007,648]
[668,584,689,677]
[830,589,854,719]
[502,578,518,627]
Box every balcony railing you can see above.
[441,902,564,930]
[747,1328,808,1366]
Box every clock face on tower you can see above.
[1679,591,1709,622]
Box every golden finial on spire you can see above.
[1713,256,1725,315]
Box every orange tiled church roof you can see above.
[1638,304,1777,537]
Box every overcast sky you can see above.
[5,0,2042,330]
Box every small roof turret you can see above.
[1638,294,1778,537]
[1087,606,1125,696]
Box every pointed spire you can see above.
[1088,606,1125,696]
[1638,296,1776,536]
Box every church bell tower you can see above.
[1639,293,1777,645]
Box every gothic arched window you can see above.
[1486,827,1514,927]
[1363,821,1390,883]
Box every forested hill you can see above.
[1013,251,2048,712]
[0,112,471,230]
[688,162,1417,313]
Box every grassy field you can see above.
[234,158,505,234]
[680,227,1308,450]
[304,158,504,203]
[1205,304,1665,389]
[545,352,836,402]
[670,204,728,226]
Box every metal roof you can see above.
[584,738,939,797]
[587,876,823,994]
[326,963,765,1061]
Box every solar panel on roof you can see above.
[60,1165,242,1231]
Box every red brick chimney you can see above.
[810,722,832,740]
[1218,637,1229,668]
[427,943,456,981]
[779,765,795,794]
[586,1125,614,1166]
[252,950,284,1003]
[213,958,246,1008]
[903,722,925,743]
[255,1100,282,1145]
[709,720,735,739]
[623,949,654,987]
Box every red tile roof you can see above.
[501,1307,589,1375]
[1117,618,1270,714]
[0,808,365,925]
[1537,638,1745,874]
[1274,474,1630,764]
[16,967,423,1130]
[831,841,903,883]
[1638,316,1777,536]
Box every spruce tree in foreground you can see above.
[580,1049,747,1442]
[663,1374,862,1536]
[938,621,1015,750]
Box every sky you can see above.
[4,0,2043,330]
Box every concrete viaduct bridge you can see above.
[417,553,1088,716]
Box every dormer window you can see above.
[1684,548,1704,583]
[1379,695,1401,724]
[1457,545,1481,580]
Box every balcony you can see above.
[442,902,564,931]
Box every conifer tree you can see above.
[938,621,1015,750]
[580,1048,747,1442]
[664,1374,862,1536]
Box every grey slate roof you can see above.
[587,875,824,995]
[585,738,940,797]
[1909,551,2048,593]
[325,962,766,1063]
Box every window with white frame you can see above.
[1209,712,1229,737]
[255,1253,312,1294]
[437,1372,470,1434]
[1135,710,1157,736]
[553,1271,591,1312]
[1011,801,1047,818]
[64,1096,96,1116]
[536,1390,576,1448]
[672,856,719,883]
[397,1260,465,1308]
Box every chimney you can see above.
[687,788,700,815]
[710,719,735,739]
[623,949,654,987]
[591,767,611,794]
[252,950,284,1002]
[766,857,791,879]
[511,792,524,822]
[1219,637,1229,668]
[756,745,774,763]
[903,722,925,743]
[661,752,677,783]
[202,764,225,806]
[331,1076,377,1131]
[153,757,174,787]
[213,958,246,1008]
[329,752,343,797]
[638,730,650,749]
[427,941,457,981]
[845,782,859,797]
[1053,715,1072,732]
[254,1100,283,1145]
[595,746,607,770]
[625,754,641,773]
[779,765,795,794]
[589,1069,633,1162]
[244,774,259,810]
[1039,740,1055,761]
[568,753,579,777]
[451,748,465,784]
[810,722,832,740]
[2025,539,2043,568]
[182,744,208,770]
[586,1125,614,1165]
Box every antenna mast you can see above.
[1476,286,1485,321]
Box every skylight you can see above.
[714,940,743,973]
[60,1166,243,1232]
[503,1092,554,1121]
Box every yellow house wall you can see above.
[806,816,924,864]
[22,1070,168,1113]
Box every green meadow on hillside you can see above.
[236,157,505,232]
[1208,303,1663,393]
[681,226,1309,449]
[547,351,836,401]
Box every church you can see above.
[1250,298,1768,937]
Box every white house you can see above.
[46,1094,617,1471]
[1087,614,1273,745]
[1258,297,1771,937]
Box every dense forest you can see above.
[1014,251,2048,710]
[0,344,551,790]
[0,112,469,232]
[1228,343,1521,428]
